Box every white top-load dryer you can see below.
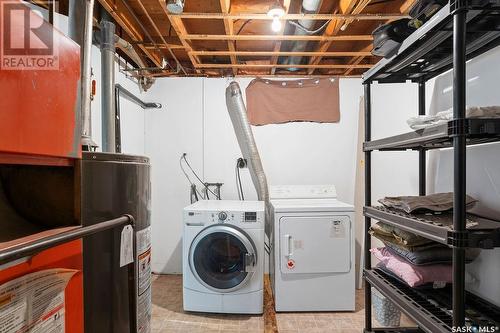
[270,185,355,312]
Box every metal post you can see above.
[69,0,97,151]
[100,10,116,153]
[364,82,372,332]
[452,8,467,328]
[418,81,426,196]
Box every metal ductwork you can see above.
[92,33,156,92]
[68,0,97,150]
[100,11,116,153]
[282,0,323,70]
[225,82,271,236]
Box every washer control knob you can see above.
[218,211,228,221]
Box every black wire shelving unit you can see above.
[362,0,500,332]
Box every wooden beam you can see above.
[148,72,362,78]
[344,44,374,75]
[220,0,237,76]
[183,34,373,41]
[195,63,373,69]
[190,50,373,57]
[172,13,409,20]
[343,1,414,76]
[344,56,366,75]
[144,44,186,50]
[98,0,162,67]
[307,0,371,75]
[159,1,201,72]
[270,0,291,75]
[400,0,419,14]
[135,0,186,74]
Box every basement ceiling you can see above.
[41,0,418,77]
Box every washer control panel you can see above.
[209,211,262,224]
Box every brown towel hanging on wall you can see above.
[245,78,340,125]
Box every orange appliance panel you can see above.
[0,1,81,160]
[0,240,83,333]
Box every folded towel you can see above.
[407,106,500,130]
[384,242,481,266]
[371,247,452,287]
[369,222,435,249]
[378,192,477,214]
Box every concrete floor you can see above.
[151,274,414,333]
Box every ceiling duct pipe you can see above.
[281,0,323,70]
[225,82,271,236]
[100,9,116,153]
[68,0,98,150]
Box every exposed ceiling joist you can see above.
[190,50,373,56]
[172,12,409,20]
[144,44,186,50]
[97,0,162,67]
[344,44,373,75]
[400,0,419,13]
[134,0,187,74]
[220,0,237,75]
[343,0,415,76]
[195,63,373,69]
[308,0,372,75]
[182,34,373,41]
[159,0,200,73]
[93,0,416,77]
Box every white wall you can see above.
[146,78,205,273]
[146,77,364,274]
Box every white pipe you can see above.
[225,82,271,236]
[69,0,97,150]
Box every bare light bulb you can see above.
[271,17,281,32]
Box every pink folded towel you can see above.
[371,247,452,287]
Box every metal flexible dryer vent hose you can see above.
[225,82,271,236]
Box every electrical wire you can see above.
[180,153,220,198]
[180,154,205,199]
[288,19,331,35]
[234,19,252,52]
[236,163,242,200]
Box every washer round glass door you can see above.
[189,224,257,292]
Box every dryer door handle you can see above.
[244,253,256,272]
[284,234,293,257]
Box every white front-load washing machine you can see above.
[183,200,265,314]
[270,185,355,312]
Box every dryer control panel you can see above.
[270,185,337,199]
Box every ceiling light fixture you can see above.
[166,0,185,14]
[267,2,285,32]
